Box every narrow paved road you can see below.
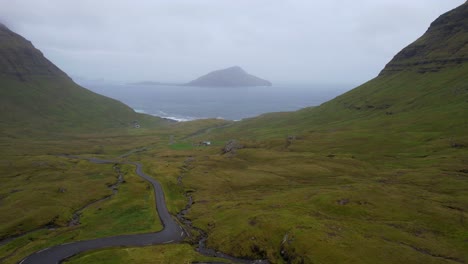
[19,158,185,264]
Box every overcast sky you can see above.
[0,0,464,84]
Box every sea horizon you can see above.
[80,81,355,122]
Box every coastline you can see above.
[134,109,230,122]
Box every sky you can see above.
[0,0,464,84]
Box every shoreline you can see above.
[134,109,234,123]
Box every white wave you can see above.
[146,109,229,122]
[150,111,200,122]
[133,109,147,114]
[163,116,193,122]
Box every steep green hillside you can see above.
[207,2,468,141]
[0,24,166,136]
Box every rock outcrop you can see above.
[222,140,244,155]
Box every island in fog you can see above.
[185,66,272,87]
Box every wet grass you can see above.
[0,141,163,263]
[0,155,116,240]
[174,146,467,263]
[169,142,195,150]
[0,122,229,263]
[65,244,228,264]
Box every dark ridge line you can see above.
[380,57,468,75]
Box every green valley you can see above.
[1,2,467,264]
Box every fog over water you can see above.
[1,1,463,85]
[1,1,463,121]
[81,82,352,121]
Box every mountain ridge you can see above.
[0,25,66,80]
[0,25,166,135]
[380,1,468,75]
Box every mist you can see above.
[0,0,464,84]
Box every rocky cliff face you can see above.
[186,66,272,87]
[380,2,467,75]
[0,24,66,80]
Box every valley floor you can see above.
[1,119,466,264]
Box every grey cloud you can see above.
[0,0,464,84]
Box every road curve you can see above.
[19,157,185,264]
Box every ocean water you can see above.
[81,82,353,121]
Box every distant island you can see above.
[185,66,272,87]
[129,66,272,87]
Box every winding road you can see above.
[19,158,185,264]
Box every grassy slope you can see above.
[211,64,467,142]
[66,244,227,264]
[0,120,233,263]
[0,75,168,137]
[0,157,163,264]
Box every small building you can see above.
[199,141,211,146]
